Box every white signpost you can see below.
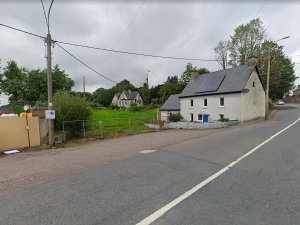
[45,110,55,119]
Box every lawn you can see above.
[90,108,157,121]
[63,108,158,141]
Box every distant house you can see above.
[160,57,266,123]
[160,94,180,121]
[112,90,143,108]
[293,85,300,96]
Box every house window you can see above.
[220,97,224,106]
[125,101,127,105]
[204,99,207,107]
[190,113,194,122]
[198,114,202,121]
[253,81,255,87]
[190,99,194,107]
[220,114,224,120]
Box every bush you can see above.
[54,91,91,135]
[129,103,142,112]
[169,113,183,122]
[219,117,229,122]
[110,104,120,110]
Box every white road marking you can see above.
[140,150,157,154]
[136,111,300,225]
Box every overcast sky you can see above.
[1,0,300,106]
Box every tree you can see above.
[159,76,181,103]
[53,91,91,133]
[214,40,230,69]
[229,18,265,66]
[92,88,114,107]
[179,62,197,86]
[179,62,210,88]
[257,41,296,99]
[0,61,27,103]
[0,61,74,105]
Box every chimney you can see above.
[246,56,258,67]
[191,71,199,80]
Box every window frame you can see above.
[219,97,224,107]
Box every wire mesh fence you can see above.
[61,117,159,143]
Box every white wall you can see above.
[160,110,180,121]
[180,93,242,122]
[241,71,265,121]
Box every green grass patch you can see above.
[62,108,158,141]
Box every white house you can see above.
[160,58,266,123]
[160,94,181,121]
[112,90,143,108]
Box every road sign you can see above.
[45,110,55,119]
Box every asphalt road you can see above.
[1,105,300,225]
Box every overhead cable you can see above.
[56,43,118,83]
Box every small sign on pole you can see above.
[45,110,55,119]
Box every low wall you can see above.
[163,121,238,129]
[0,117,40,151]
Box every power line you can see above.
[99,0,146,68]
[55,40,218,61]
[40,0,49,28]
[255,0,268,17]
[113,0,146,50]
[0,23,45,39]
[0,22,217,62]
[56,42,118,83]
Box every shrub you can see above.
[219,117,229,122]
[110,104,120,110]
[53,91,91,135]
[169,113,183,122]
[129,103,142,112]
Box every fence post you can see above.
[82,120,86,142]
[128,118,133,135]
[99,121,104,139]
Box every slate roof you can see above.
[160,94,181,111]
[180,65,264,98]
[123,91,139,100]
[115,90,139,100]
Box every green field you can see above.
[90,108,157,121]
[63,108,158,140]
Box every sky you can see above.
[1,0,300,106]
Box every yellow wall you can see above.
[0,117,40,151]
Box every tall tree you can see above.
[0,61,27,103]
[179,62,210,87]
[159,76,181,103]
[214,40,230,69]
[257,41,296,99]
[229,18,265,66]
[0,61,75,104]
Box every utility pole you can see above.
[47,33,54,147]
[265,50,271,119]
[265,36,290,120]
